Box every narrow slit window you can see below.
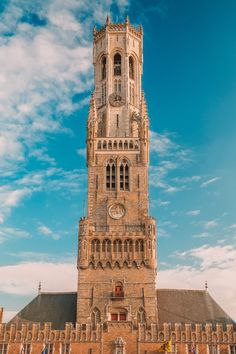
[114,53,121,76]
[106,160,116,190]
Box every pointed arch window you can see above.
[114,53,121,76]
[101,56,106,80]
[137,308,146,323]
[91,308,101,330]
[114,79,122,92]
[101,83,106,105]
[129,56,134,79]
[106,159,116,190]
[120,159,129,190]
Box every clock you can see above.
[109,92,125,107]
[109,203,126,220]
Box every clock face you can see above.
[109,203,126,220]
[109,92,125,107]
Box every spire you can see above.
[205,280,208,291]
[106,14,110,25]
[125,15,130,26]
[88,93,98,122]
[140,91,148,120]
[0,307,3,323]
[93,25,97,35]
[38,281,42,294]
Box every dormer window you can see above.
[114,53,121,76]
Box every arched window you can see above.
[91,239,100,253]
[101,83,106,105]
[101,56,106,80]
[129,82,135,104]
[106,159,116,190]
[91,308,101,330]
[114,79,122,92]
[124,239,132,253]
[114,53,121,76]
[114,282,124,298]
[102,239,111,253]
[137,308,146,323]
[114,239,122,255]
[129,56,134,79]
[120,159,129,190]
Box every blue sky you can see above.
[0,0,236,321]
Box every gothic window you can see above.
[101,83,106,105]
[111,310,127,321]
[129,56,134,79]
[106,159,116,190]
[91,308,101,330]
[102,239,111,253]
[120,159,129,190]
[61,343,70,354]
[91,239,100,253]
[137,308,146,323]
[208,345,218,354]
[101,56,106,80]
[129,82,135,104]
[124,239,132,252]
[0,344,8,354]
[21,344,31,354]
[114,239,121,253]
[114,53,121,76]
[114,282,124,298]
[230,345,236,354]
[114,79,122,92]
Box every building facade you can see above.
[1,17,236,354]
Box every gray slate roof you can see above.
[157,289,235,328]
[8,292,77,330]
[8,289,235,330]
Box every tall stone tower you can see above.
[77,15,157,332]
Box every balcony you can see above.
[111,291,124,300]
[96,138,140,151]
[94,224,145,233]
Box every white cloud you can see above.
[186,210,200,216]
[0,167,87,224]
[0,0,128,177]
[77,148,86,158]
[201,177,222,188]
[0,227,30,244]
[38,224,60,240]
[159,244,236,320]
[38,225,53,235]
[149,131,193,193]
[0,262,76,296]
[192,232,210,239]
[203,220,218,229]
[0,187,32,224]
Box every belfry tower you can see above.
[77,15,157,331]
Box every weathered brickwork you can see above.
[1,16,235,354]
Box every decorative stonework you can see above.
[109,203,126,219]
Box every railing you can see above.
[96,138,140,151]
[94,224,145,232]
[111,291,124,300]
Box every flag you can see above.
[166,339,172,352]
[189,347,196,354]
[42,344,49,354]
[158,340,172,353]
